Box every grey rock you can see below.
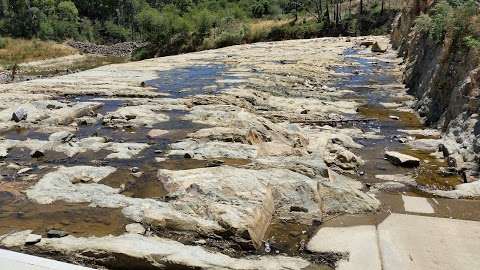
[30,149,45,158]
[11,108,27,122]
[49,131,75,143]
[385,151,420,167]
[47,229,68,238]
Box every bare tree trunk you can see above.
[359,0,363,14]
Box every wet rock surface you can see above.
[1,36,479,270]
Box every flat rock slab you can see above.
[307,225,381,270]
[401,195,434,214]
[0,248,93,270]
[379,214,480,270]
[308,214,480,270]
[385,151,420,167]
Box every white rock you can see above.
[31,233,312,270]
[125,223,146,235]
[147,129,168,138]
[25,234,42,245]
[385,151,420,167]
[26,166,222,235]
[401,195,434,214]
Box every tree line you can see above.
[0,0,398,57]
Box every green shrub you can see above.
[464,35,480,48]
[414,13,433,33]
[0,36,6,49]
[104,20,129,42]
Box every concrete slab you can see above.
[378,214,480,270]
[0,249,94,270]
[307,225,381,270]
[402,195,434,214]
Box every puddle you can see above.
[0,193,129,237]
[401,148,463,189]
[100,168,167,199]
[0,127,50,141]
[157,158,251,171]
[264,220,315,255]
[145,64,240,98]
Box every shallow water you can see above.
[331,48,463,190]
[145,64,239,98]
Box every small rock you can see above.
[30,150,45,158]
[300,109,309,115]
[184,152,194,159]
[47,229,68,238]
[131,172,143,178]
[125,223,146,235]
[147,129,168,139]
[194,239,207,245]
[398,137,408,144]
[389,115,400,120]
[385,151,420,168]
[206,159,225,167]
[25,234,42,245]
[155,157,166,162]
[371,42,387,53]
[49,131,75,143]
[438,144,450,158]
[11,108,27,122]
[447,156,457,168]
[439,167,457,177]
[0,148,7,158]
[131,167,140,173]
[17,168,32,175]
[359,41,375,47]
[154,150,163,154]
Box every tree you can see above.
[57,1,79,21]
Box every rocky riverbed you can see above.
[0,36,479,270]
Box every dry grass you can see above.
[0,38,77,68]
[246,18,291,42]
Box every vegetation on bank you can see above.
[0,38,76,67]
[1,0,400,59]
[414,0,480,49]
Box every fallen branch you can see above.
[291,118,376,125]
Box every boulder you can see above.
[385,151,420,167]
[318,170,379,214]
[159,166,322,248]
